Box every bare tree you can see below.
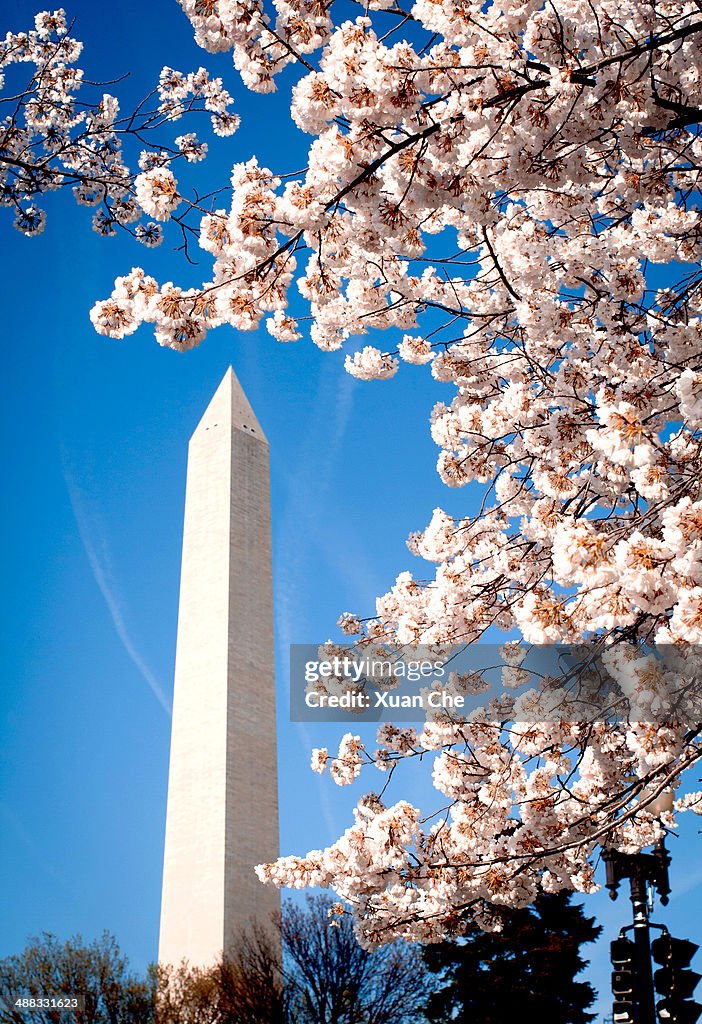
[0,901,428,1024]
[154,925,286,1024]
[282,895,427,1024]
[0,933,153,1024]
[155,896,427,1024]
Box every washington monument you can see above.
[159,367,280,967]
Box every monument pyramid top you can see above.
[192,365,267,444]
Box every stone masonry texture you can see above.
[159,368,280,967]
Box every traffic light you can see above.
[652,933,702,1024]
[611,935,637,1024]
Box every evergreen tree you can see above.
[422,892,601,1024]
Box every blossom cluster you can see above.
[92,159,297,347]
[96,1,702,651]
[1,10,238,239]
[90,0,702,940]
[177,0,335,93]
[259,652,701,945]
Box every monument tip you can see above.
[193,365,268,444]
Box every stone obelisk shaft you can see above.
[159,367,279,967]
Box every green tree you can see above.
[0,933,153,1024]
[422,892,601,1024]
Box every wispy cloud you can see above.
[61,452,171,717]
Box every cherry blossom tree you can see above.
[0,9,238,245]
[9,3,702,946]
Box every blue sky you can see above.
[1,1,701,1019]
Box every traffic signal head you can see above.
[656,999,702,1024]
[612,968,635,996]
[611,936,636,1024]
[612,1003,636,1024]
[653,936,700,970]
[655,967,702,1001]
[612,936,636,966]
[652,932,702,1024]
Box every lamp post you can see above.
[603,792,674,1024]
[604,840,671,1024]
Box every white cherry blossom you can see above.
[16,0,702,945]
